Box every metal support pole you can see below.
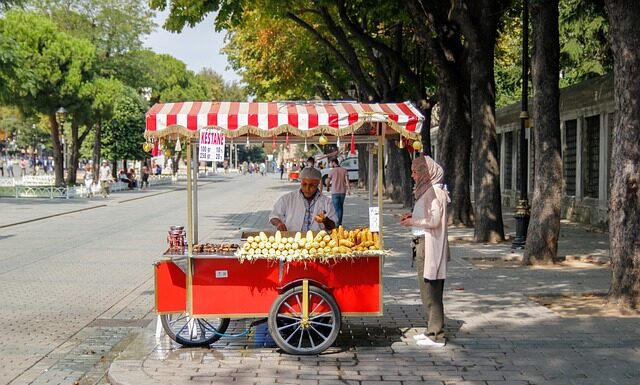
[377,123,384,249]
[186,137,193,314]
[512,0,530,249]
[368,144,374,203]
[192,140,199,243]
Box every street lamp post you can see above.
[512,0,531,249]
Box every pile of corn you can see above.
[236,226,381,261]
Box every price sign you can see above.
[369,207,379,232]
[199,129,225,162]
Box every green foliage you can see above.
[0,35,37,97]
[0,0,23,10]
[17,121,50,152]
[149,0,243,32]
[78,77,126,123]
[101,90,147,161]
[558,0,611,86]
[150,0,434,103]
[106,50,210,103]
[237,144,266,163]
[101,49,157,93]
[29,0,155,59]
[0,10,96,115]
[223,81,249,102]
[495,10,524,108]
[494,0,612,107]
[0,106,51,155]
[197,68,248,101]
[222,7,346,100]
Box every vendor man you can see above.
[269,167,338,232]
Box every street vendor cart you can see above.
[146,101,424,354]
[287,169,300,182]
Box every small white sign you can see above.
[199,129,226,162]
[369,207,379,232]
[215,270,228,278]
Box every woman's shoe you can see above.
[416,337,445,347]
[412,334,428,341]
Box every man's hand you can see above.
[400,212,413,227]
[313,211,326,223]
[323,216,336,231]
[270,218,287,231]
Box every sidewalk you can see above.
[106,187,639,385]
[0,175,223,228]
[0,187,167,229]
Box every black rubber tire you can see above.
[268,285,341,355]
[160,313,230,347]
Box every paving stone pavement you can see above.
[107,175,638,385]
[4,173,637,384]
[0,174,229,385]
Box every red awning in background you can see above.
[144,101,424,139]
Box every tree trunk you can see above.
[604,0,640,309]
[419,100,434,157]
[524,0,562,265]
[66,120,79,185]
[92,122,102,183]
[48,114,64,187]
[405,0,474,226]
[457,1,505,242]
[385,138,413,207]
[437,71,473,227]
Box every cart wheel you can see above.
[160,313,230,347]
[268,285,341,355]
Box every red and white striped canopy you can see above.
[145,101,424,139]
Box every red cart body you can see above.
[155,255,383,317]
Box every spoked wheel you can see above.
[160,313,230,347]
[268,285,341,355]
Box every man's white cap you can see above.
[299,167,321,180]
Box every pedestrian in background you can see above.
[400,155,450,347]
[6,157,14,177]
[259,161,266,176]
[279,162,285,180]
[0,157,4,176]
[327,158,351,226]
[305,156,315,168]
[84,164,93,198]
[128,168,137,190]
[141,166,150,190]
[99,160,112,198]
[19,158,27,177]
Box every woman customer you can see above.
[400,155,450,347]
